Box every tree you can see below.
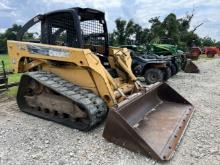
[215,41,220,47]
[0,24,23,53]
[162,13,180,43]
[111,19,150,46]
[148,17,163,42]
[4,24,22,40]
[133,24,149,45]
[0,33,7,54]
[112,18,136,45]
[0,24,35,54]
[201,37,216,47]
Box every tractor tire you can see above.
[163,67,172,81]
[207,52,215,58]
[144,68,164,85]
[170,64,177,75]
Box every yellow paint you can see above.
[7,40,139,107]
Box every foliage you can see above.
[215,41,220,47]
[0,54,21,83]
[111,18,149,45]
[0,24,35,54]
[0,12,219,54]
[110,11,219,50]
[201,37,216,47]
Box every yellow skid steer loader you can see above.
[7,7,194,160]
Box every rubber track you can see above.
[20,71,108,131]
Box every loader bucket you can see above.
[103,83,194,161]
[184,59,200,73]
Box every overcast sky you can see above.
[0,0,220,41]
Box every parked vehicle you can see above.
[204,47,220,58]
[120,45,173,84]
[185,47,202,60]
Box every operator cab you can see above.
[17,7,116,76]
[17,7,109,57]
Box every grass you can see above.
[0,54,21,83]
[0,54,20,96]
[0,54,10,67]
[5,86,18,97]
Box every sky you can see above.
[0,0,220,41]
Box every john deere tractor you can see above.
[150,43,199,73]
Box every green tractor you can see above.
[149,44,186,71]
[148,42,199,73]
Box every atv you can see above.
[120,45,175,84]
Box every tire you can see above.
[170,63,177,75]
[174,62,180,72]
[144,68,164,85]
[181,55,188,69]
[207,52,215,58]
[181,60,187,70]
[163,67,172,81]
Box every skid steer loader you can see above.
[7,8,194,161]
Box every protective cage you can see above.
[17,8,109,55]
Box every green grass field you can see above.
[0,54,21,83]
[0,54,21,96]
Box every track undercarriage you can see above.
[17,71,107,131]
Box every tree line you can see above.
[0,24,35,54]
[109,12,220,50]
[0,12,219,54]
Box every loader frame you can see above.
[8,8,138,107]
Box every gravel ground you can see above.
[0,58,220,165]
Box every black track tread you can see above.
[18,71,108,131]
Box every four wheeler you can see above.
[7,7,194,161]
[121,44,186,84]
[132,54,172,84]
[119,45,172,84]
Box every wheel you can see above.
[174,62,180,72]
[144,68,164,85]
[170,63,177,75]
[207,52,215,58]
[181,60,187,70]
[163,67,172,81]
